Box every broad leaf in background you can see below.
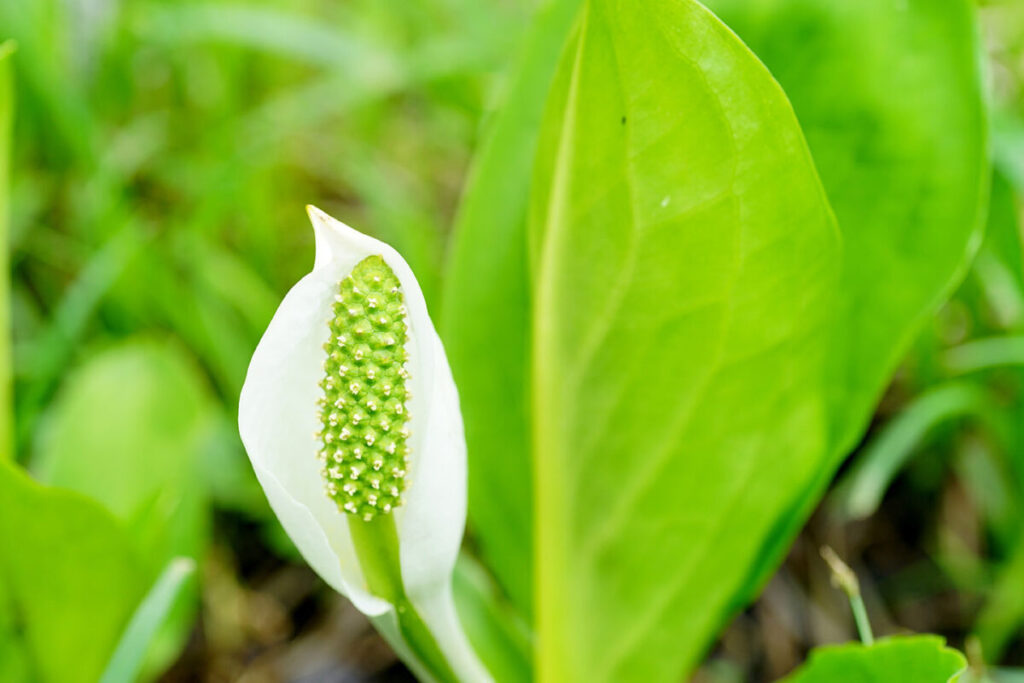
[441,0,582,616]
[782,636,966,683]
[702,0,989,598]
[0,460,147,683]
[529,0,839,679]
[31,338,215,675]
[704,0,988,447]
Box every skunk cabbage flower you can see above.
[239,206,489,682]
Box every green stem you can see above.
[821,546,874,646]
[850,592,874,646]
[348,515,458,682]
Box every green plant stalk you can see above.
[348,515,457,683]
[850,593,874,647]
[821,547,874,646]
[0,41,14,460]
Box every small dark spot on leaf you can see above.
[621,116,627,125]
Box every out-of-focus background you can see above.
[1,0,1022,680]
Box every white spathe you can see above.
[238,205,488,682]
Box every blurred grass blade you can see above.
[995,110,1024,191]
[944,336,1024,374]
[99,557,196,683]
[32,338,214,675]
[975,535,1024,663]
[136,4,396,73]
[831,383,993,520]
[16,225,143,443]
[0,41,14,459]
[973,171,1023,327]
[452,555,533,683]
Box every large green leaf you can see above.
[0,460,147,683]
[529,0,839,679]
[702,0,989,594]
[441,0,582,615]
[32,338,215,674]
[782,636,966,683]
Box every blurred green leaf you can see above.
[136,4,397,73]
[704,0,988,439]
[452,555,533,683]
[0,41,12,460]
[529,0,838,679]
[944,336,1024,374]
[704,0,989,603]
[0,460,147,683]
[110,242,252,398]
[781,636,966,683]
[831,382,996,520]
[0,0,96,164]
[994,111,1024,193]
[442,0,581,618]
[975,533,1024,663]
[100,557,197,683]
[32,338,215,674]
[972,171,1023,326]
[956,439,1018,549]
[16,225,145,446]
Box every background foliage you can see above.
[0,0,1022,680]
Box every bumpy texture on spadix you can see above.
[318,255,411,520]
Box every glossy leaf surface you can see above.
[529,0,839,679]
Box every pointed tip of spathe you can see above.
[306,204,328,223]
[306,204,351,237]
[305,204,377,272]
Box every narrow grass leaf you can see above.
[100,558,197,683]
[832,382,995,520]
